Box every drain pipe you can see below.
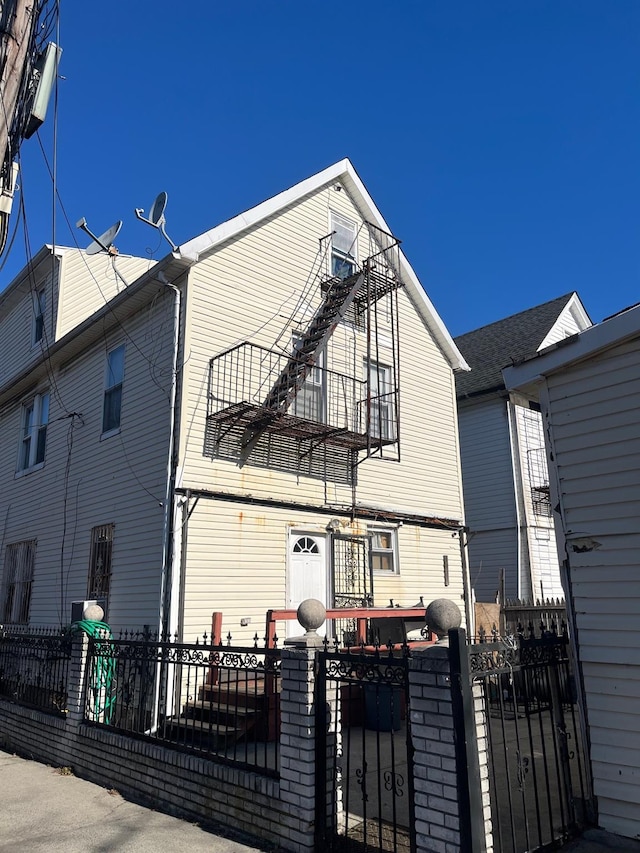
[158,277,182,640]
[147,277,182,737]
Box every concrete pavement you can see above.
[2,748,639,852]
[0,749,278,853]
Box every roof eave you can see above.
[178,159,469,373]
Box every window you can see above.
[292,334,326,423]
[2,540,36,623]
[87,524,114,600]
[370,527,397,573]
[18,392,49,472]
[102,345,125,434]
[367,361,396,440]
[32,288,46,345]
[331,212,357,279]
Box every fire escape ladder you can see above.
[240,270,365,459]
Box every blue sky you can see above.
[3,0,639,336]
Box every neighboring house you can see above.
[503,302,640,841]
[454,294,591,604]
[0,159,472,643]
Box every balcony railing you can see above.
[207,342,396,451]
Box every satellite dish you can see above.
[76,217,130,288]
[76,217,122,254]
[134,190,178,251]
[84,220,122,255]
[149,191,168,226]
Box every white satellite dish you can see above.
[134,190,178,251]
[149,191,168,226]
[76,217,122,255]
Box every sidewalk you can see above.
[0,749,276,853]
[2,748,639,853]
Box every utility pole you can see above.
[0,0,36,246]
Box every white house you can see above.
[454,293,591,604]
[503,301,640,840]
[0,159,472,643]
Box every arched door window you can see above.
[293,536,320,555]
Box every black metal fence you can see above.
[316,643,414,853]
[0,627,71,716]
[452,625,589,853]
[85,631,281,776]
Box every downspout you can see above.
[458,525,474,637]
[158,279,182,639]
[506,397,524,600]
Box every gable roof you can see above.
[454,293,586,399]
[504,300,640,395]
[179,159,469,373]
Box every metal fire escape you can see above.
[206,222,403,470]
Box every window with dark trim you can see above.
[102,345,125,434]
[87,524,114,600]
[32,288,46,345]
[2,540,36,624]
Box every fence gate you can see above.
[315,646,415,853]
[451,627,590,853]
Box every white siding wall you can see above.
[181,498,465,644]
[0,288,175,631]
[544,337,640,837]
[0,255,59,387]
[458,397,518,601]
[176,182,466,633]
[56,251,151,338]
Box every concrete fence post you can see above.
[277,599,327,853]
[66,631,89,731]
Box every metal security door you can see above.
[331,534,373,646]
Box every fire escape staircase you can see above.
[241,270,366,460]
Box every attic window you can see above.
[331,212,357,279]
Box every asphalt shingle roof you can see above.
[454,293,577,399]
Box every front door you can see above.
[287,532,327,637]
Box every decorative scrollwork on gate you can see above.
[384,770,405,798]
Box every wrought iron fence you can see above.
[452,625,588,853]
[84,631,281,776]
[0,627,71,716]
[316,642,415,853]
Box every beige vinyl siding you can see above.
[0,255,59,388]
[56,250,151,338]
[544,337,640,836]
[0,290,175,631]
[178,181,464,523]
[181,497,464,644]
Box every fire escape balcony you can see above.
[207,342,397,452]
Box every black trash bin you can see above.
[364,683,401,732]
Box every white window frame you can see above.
[32,287,46,346]
[369,526,399,574]
[102,344,125,437]
[330,211,358,279]
[366,360,396,441]
[17,391,50,474]
[291,333,326,423]
[1,540,36,624]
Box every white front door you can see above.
[287,532,327,637]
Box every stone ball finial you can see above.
[83,603,104,622]
[297,599,326,634]
[426,598,462,644]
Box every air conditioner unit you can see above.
[70,599,108,623]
